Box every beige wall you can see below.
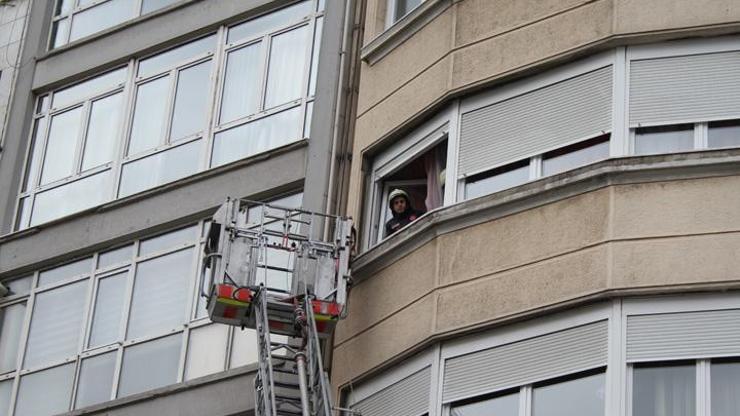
[332,174,740,387]
[348,0,740,221]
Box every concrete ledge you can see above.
[0,142,307,276]
[360,0,451,65]
[352,149,740,279]
[64,364,257,416]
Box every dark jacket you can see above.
[384,206,425,237]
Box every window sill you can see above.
[352,149,740,281]
[361,0,451,65]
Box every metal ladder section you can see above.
[253,287,333,416]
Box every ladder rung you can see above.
[274,380,300,389]
[271,354,296,362]
[257,264,293,273]
[276,411,303,416]
[273,367,297,375]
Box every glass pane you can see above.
[220,43,263,124]
[98,245,133,269]
[75,352,116,409]
[31,170,112,226]
[0,303,26,373]
[634,125,694,155]
[128,76,170,155]
[15,197,32,231]
[264,25,310,109]
[543,140,609,176]
[396,0,423,20]
[308,17,323,96]
[141,0,179,14]
[465,162,529,200]
[170,61,211,140]
[52,68,126,110]
[230,328,258,368]
[633,364,695,416]
[15,363,75,416]
[211,106,302,167]
[318,0,325,12]
[56,0,74,16]
[82,93,122,170]
[88,272,127,348]
[118,334,181,397]
[185,324,227,380]
[0,379,11,416]
[139,225,198,257]
[51,18,69,49]
[5,275,33,296]
[708,120,740,149]
[533,372,605,416]
[37,95,50,114]
[23,116,47,192]
[450,391,519,416]
[228,1,313,44]
[138,35,216,78]
[69,0,135,43]
[24,281,87,369]
[38,257,91,287]
[119,139,202,197]
[711,362,740,416]
[40,107,83,185]
[127,249,193,340]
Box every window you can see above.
[632,363,695,416]
[386,0,425,27]
[366,134,448,246]
[463,134,610,201]
[17,1,325,230]
[50,0,181,49]
[449,371,606,416]
[0,209,302,413]
[634,124,694,155]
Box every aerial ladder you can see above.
[200,198,353,416]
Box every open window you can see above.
[364,117,450,249]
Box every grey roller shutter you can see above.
[352,366,431,416]
[442,320,608,403]
[458,66,613,177]
[629,51,740,126]
[626,309,740,362]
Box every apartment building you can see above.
[337,1,740,416]
[0,1,359,415]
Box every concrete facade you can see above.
[0,0,359,415]
[337,0,740,414]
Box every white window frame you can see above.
[0,215,303,414]
[15,1,325,231]
[49,0,183,50]
[362,104,458,249]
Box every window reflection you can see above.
[708,120,740,149]
[633,364,695,416]
[532,372,605,416]
[465,160,529,200]
[634,124,694,155]
[451,391,519,416]
[711,361,740,416]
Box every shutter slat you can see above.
[458,66,613,176]
[629,52,740,126]
[626,309,740,361]
[352,366,431,416]
[442,320,608,403]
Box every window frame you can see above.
[0,217,280,413]
[385,0,427,29]
[15,1,325,231]
[49,0,183,50]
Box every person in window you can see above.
[385,188,425,237]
